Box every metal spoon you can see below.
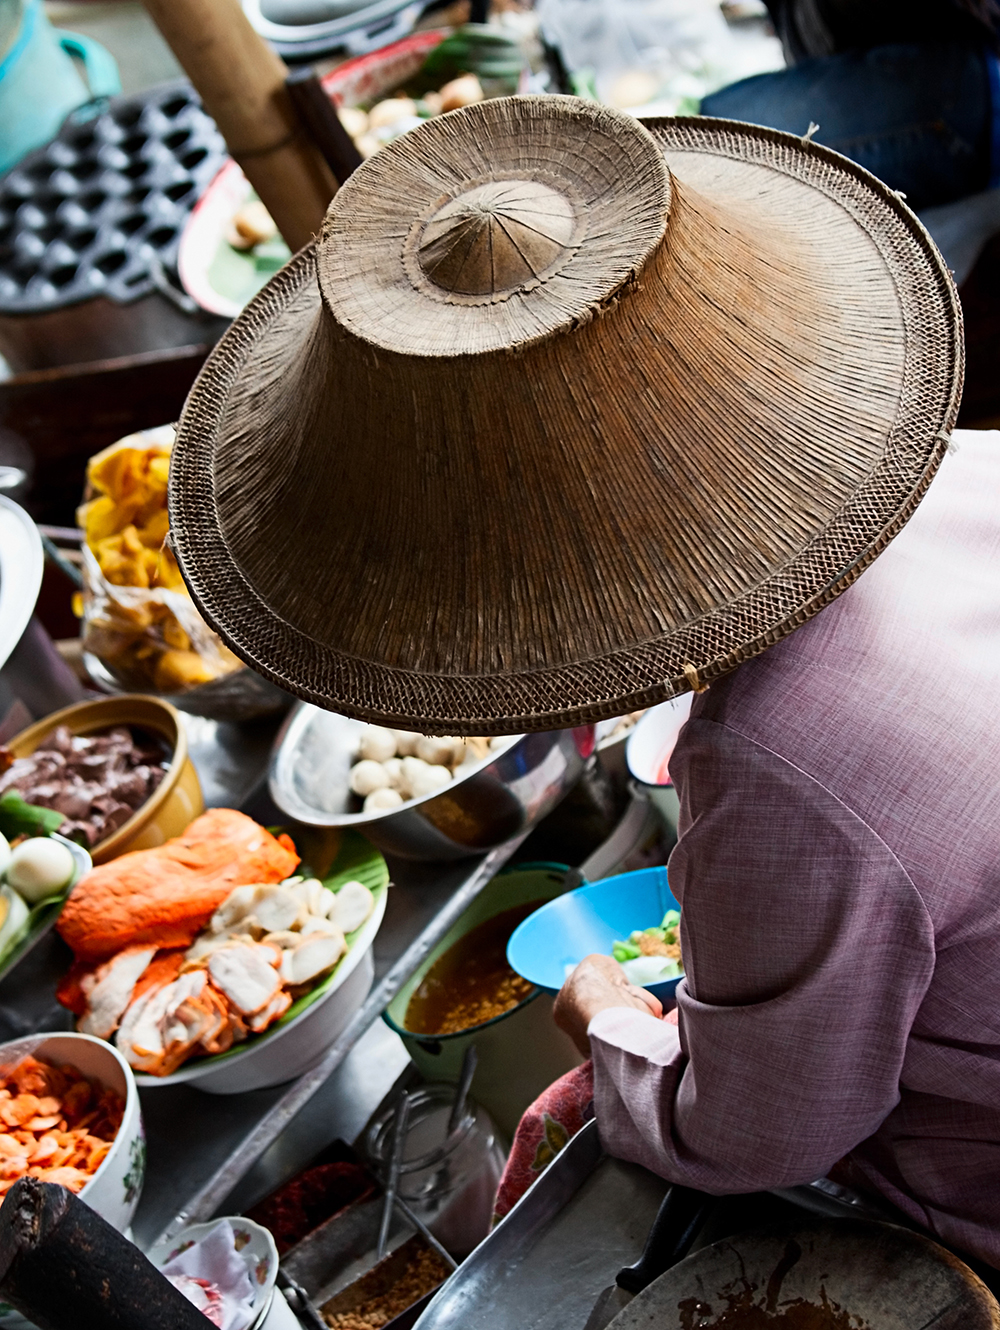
[447,1045,478,1137]
[376,1092,410,1261]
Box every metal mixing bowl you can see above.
[269,705,595,861]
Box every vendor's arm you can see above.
[587,718,935,1193]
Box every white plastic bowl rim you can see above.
[145,1215,279,1328]
[0,1030,139,1202]
[625,694,694,789]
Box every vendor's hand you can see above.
[554,954,663,1057]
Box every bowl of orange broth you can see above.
[383,865,583,1138]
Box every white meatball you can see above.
[363,787,404,813]
[350,759,390,796]
[357,726,397,762]
[391,730,421,756]
[367,97,417,131]
[382,757,404,788]
[402,757,452,799]
[415,735,457,768]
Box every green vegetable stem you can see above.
[0,793,64,842]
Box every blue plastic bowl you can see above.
[506,866,683,1002]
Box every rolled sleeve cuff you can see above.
[588,1007,682,1066]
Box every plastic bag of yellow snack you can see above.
[77,426,243,695]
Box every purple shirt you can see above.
[589,428,1000,1268]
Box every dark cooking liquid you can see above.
[678,1301,868,1330]
[404,901,546,1036]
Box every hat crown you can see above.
[416,179,578,298]
[317,97,672,356]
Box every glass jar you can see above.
[366,1084,507,1257]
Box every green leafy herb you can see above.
[410,26,527,97]
[612,909,681,961]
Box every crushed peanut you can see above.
[323,1244,451,1330]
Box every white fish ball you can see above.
[364,787,404,813]
[357,726,397,762]
[382,758,404,787]
[415,735,456,767]
[350,759,390,796]
[392,730,421,756]
[6,837,75,904]
[404,758,452,799]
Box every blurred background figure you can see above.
[701,0,1000,209]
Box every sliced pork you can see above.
[207,943,282,1016]
[78,946,156,1040]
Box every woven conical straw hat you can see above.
[169,96,962,735]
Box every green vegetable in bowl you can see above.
[611,909,683,985]
[612,908,680,962]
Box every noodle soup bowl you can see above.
[507,866,683,1003]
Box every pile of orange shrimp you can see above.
[0,1055,124,1198]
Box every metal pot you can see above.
[268,705,595,861]
[383,864,583,1137]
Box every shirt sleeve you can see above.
[588,718,936,1193]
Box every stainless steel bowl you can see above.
[269,705,594,861]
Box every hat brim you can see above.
[169,115,962,734]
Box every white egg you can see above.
[363,787,404,813]
[350,759,391,797]
[0,833,10,878]
[6,837,75,904]
[357,726,397,762]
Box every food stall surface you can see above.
[0,710,529,1250]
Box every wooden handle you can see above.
[0,1178,212,1330]
[285,67,364,185]
[142,0,337,251]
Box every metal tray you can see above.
[413,1121,669,1330]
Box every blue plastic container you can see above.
[506,866,683,1001]
[0,0,120,175]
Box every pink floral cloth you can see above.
[493,1010,681,1219]
[493,1061,595,1219]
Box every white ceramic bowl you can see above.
[625,695,694,839]
[146,1216,298,1330]
[0,1032,143,1231]
[133,884,386,1094]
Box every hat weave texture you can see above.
[169,99,963,734]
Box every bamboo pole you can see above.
[142,0,337,252]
